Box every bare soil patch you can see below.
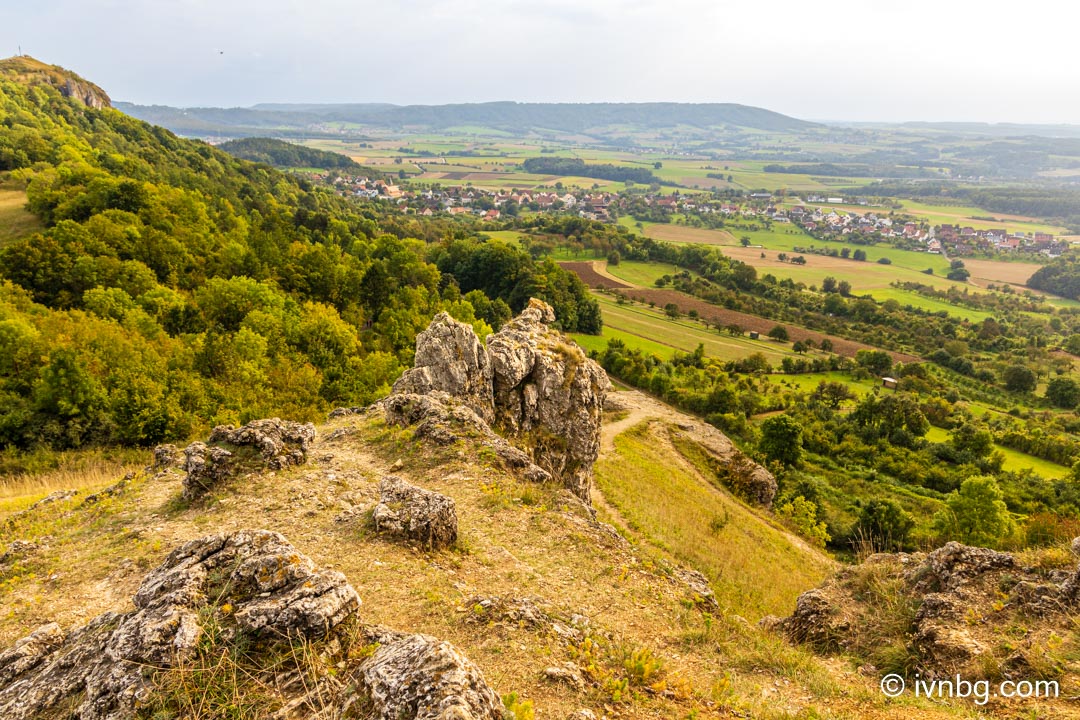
[961,258,1041,286]
[559,261,632,289]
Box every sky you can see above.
[3,0,1079,124]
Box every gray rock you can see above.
[907,541,1016,593]
[207,418,316,470]
[181,441,235,499]
[180,418,316,499]
[382,298,605,503]
[0,622,64,685]
[393,312,494,423]
[0,530,358,720]
[355,627,503,720]
[373,476,458,550]
[775,587,850,651]
[487,299,608,502]
[673,568,719,610]
[377,392,552,484]
[0,539,41,564]
[151,444,182,470]
[544,661,586,690]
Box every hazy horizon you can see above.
[4,0,1079,124]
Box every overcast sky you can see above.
[3,0,1078,123]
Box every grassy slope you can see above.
[0,189,43,247]
[594,421,833,618]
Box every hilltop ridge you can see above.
[0,55,110,109]
[114,100,816,138]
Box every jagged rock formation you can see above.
[768,540,1080,678]
[0,530,357,719]
[374,299,607,503]
[181,418,316,499]
[0,530,503,720]
[488,299,608,500]
[373,476,459,550]
[393,312,495,423]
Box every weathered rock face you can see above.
[0,530,358,720]
[374,476,459,550]
[62,77,110,109]
[358,627,504,720]
[488,299,608,501]
[0,530,505,720]
[181,418,316,499]
[393,312,495,423]
[377,299,606,503]
[378,392,553,484]
[769,540,1080,679]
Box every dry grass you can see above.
[593,421,834,619]
[641,224,738,246]
[0,412,979,719]
[0,189,43,246]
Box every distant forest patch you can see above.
[763,163,941,179]
[219,137,365,171]
[522,157,660,185]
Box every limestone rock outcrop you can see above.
[373,476,459,550]
[0,530,358,720]
[488,299,609,501]
[181,418,316,499]
[392,312,495,423]
[0,530,504,720]
[769,540,1080,678]
[374,299,607,503]
[357,627,504,720]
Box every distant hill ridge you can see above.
[115,99,817,137]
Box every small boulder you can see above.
[180,418,316,499]
[207,417,316,470]
[181,441,235,499]
[151,444,182,470]
[356,626,504,720]
[373,476,458,550]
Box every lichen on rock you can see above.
[373,475,459,550]
[180,418,316,499]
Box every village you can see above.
[319,172,1067,259]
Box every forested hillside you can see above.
[0,58,599,451]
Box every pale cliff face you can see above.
[62,77,110,109]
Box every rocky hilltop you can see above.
[10,298,1073,718]
[767,540,1080,688]
[0,56,111,109]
